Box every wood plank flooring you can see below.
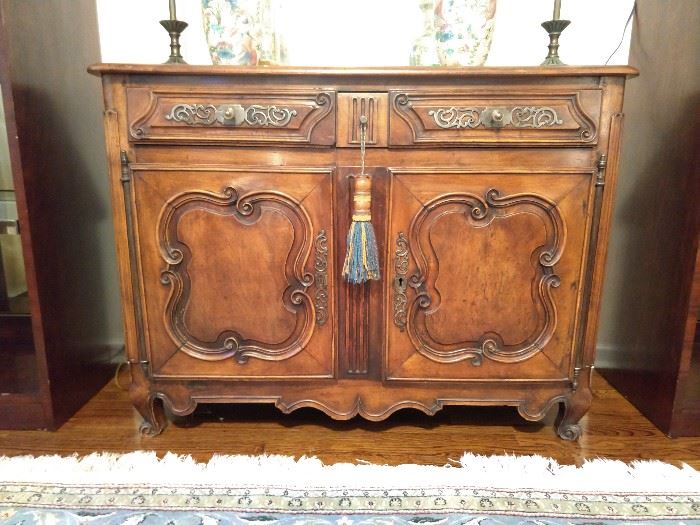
[0,370,698,469]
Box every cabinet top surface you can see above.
[88,64,638,78]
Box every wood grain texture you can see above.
[336,167,386,380]
[132,167,335,379]
[385,171,591,382]
[127,88,335,145]
[0,370,697,470]
[93,66,630,438]
[337,93,388,148]
[390,89,600,146]
[88,64,638,78]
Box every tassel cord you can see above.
[341,116,381,284]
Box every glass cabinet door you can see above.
[0,83,36,395]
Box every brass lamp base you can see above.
[160,19,188,64]
[541,19,570,66]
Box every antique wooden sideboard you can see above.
[89,64,637,439]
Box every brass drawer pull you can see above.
[429,105,563,129]
[165,103,298,127]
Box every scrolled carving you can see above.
[129,90,337,143]
[406,188,566,365]
[428,107,482,129]
[165,103,298,127]
[315,92,331,106]
[245,105,298,127]
[510,106,563,128]
[165,103,219,125]
[394,93,411,107]
[391,91,600,145]
[157,187,316,364]
[557,421,582,441]
[427,106,562,129]
[314,230,329,326]
[395,232,409,275]
[393,232,409,330]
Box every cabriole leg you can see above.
[131,391,167,437]
[555,367,593,440]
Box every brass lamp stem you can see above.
[541,19,570,66]
[160,19,188,64]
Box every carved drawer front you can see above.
[389,89,601,146]
[127,87,335,145]
[386,169,595,381]
[129,166,335,379]
[336,93,389,147]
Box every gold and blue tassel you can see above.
[342,175,380,284]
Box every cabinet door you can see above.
[386,169,594,381]
[129,166,335,379]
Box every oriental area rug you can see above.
[0,453,699,525]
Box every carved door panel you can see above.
[130,166,335,379]
[386,169,594,381]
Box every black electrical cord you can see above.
[606,0,637,65]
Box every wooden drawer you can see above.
[389,89,602,146]
[336,92,389,148]
[127,87,336,145]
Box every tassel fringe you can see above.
[342,219,380,284]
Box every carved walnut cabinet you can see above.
[90,65,636,439]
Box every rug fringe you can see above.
[0,452,697,494]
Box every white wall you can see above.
[97,0,633,66]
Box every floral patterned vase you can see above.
[435,0,496,66]
[202,0,286,65]
[410,0,441,66]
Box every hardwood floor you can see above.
[0,370,698,469]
